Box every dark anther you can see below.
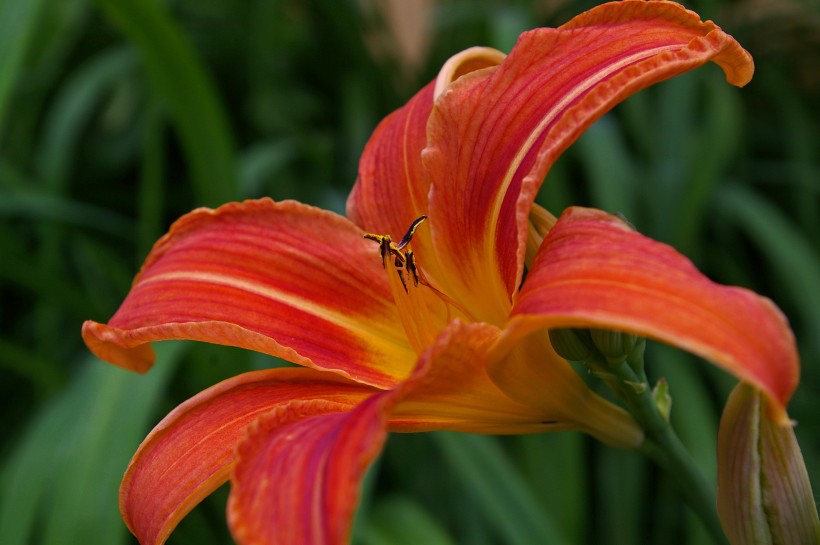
[397,215,427,250]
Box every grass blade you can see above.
[0,0,48,132]
[434,432,568,545]
[0,342,185,545]
[92,0,239,206]
[357,495,457,545]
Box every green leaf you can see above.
[675,78,742,253]
[92,0,238,206]
[576,115,640,222]
[0,0,48,131]
[0,342,185,545]
[357,495,456,545]
[35,47,136,193]
[434,433,568,545]
[716,184,820,358]
[511,432,588,543]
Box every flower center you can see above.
[364,217,471,354]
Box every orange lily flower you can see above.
[82,2,799,545]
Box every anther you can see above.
[397,216,427,250]
[364,216,427,293]
[406,251,420,287]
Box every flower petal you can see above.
[224,319,581,545]
[82,198,416,388]
[717,383,820,545]
[393,319,593,435]
[423,0,754,324]
[346,47,504,288]
[346,81,435,241]
[227,388,405,545]
[120,367,376,545]
[502,207,798,423]
[486,327,643,448]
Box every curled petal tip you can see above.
[82,320,155,373]
[434,46,506,99]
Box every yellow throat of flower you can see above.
[364,217,474,355]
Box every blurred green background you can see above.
[1,0,818,544]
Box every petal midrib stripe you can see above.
[486,44,678,257]
[140,270,412,353]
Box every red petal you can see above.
[504,207,798,423]
[346,82,434,241]
[82,198,415,388]
[227,391,402,545]
[347,47,505,288]
[120,368,376,545]
[424,0,754,324]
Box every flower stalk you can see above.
[552,328,728,544]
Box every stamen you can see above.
[364,217,479,324]
[396,269,408,293]
[364,217,443,353]
[397,215,427,250]
[405,251,419,287]
[363,216,427,286]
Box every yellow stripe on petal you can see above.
[424,0,755,325]
[83,199,416,388]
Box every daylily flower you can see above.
[82,2,800,545]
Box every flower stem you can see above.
[592,353,728,545]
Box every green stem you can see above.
[592,354,728,545]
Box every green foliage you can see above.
[1,0,817,544]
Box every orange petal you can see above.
[82,198,416,388]
[424,0,754,325]
[391,320,557,434]
[346,81,435,242]
[346,47,504,288]
[120,367,376,545]
[502,207,798,423]
[227,389,404,545]
[486,328,643,448]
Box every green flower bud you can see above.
[717,383,820,545]
[589,328,640,365]
[548,328,595,362]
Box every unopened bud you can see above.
[717,384,820,545]
[590,328,640,365]
[548,328,594,362]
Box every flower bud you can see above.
[548,328,594,362]
[589,328,640,365]
[717,383,820,545]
